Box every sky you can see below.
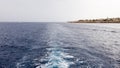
[0,0,120,22]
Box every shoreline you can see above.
[69,18,120,23]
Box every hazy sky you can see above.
[0,0,120,22]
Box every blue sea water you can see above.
[0,23,120,68]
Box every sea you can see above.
[0,23,120,68]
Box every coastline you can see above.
[69,18,120,23]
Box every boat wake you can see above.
[40,47,74,68]
[16,47,74,68]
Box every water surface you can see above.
[0,23,120,68]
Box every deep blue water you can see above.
[0,23,120,68]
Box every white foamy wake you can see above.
[37,47,74,68]
[38,24,74,68]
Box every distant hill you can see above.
[69,18,120,23]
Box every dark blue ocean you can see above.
[0,23,120,68]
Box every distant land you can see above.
[69,18,120,23]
